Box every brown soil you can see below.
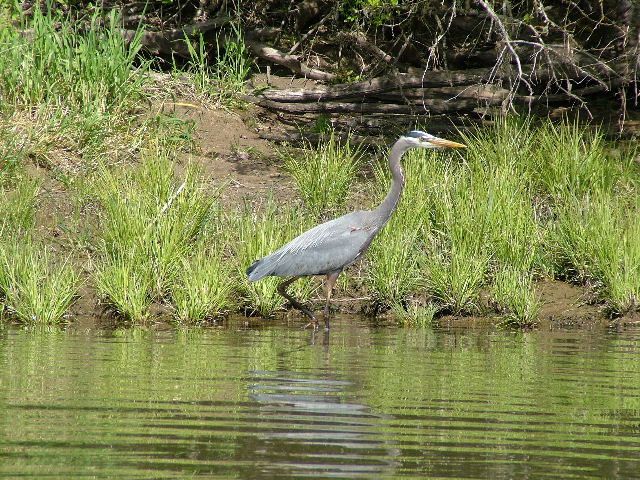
[25,92,640,330]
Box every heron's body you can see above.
[247,210,378,280]
[246,130,466,329]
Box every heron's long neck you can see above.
[374,142,408,224]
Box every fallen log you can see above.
[242,95,486,114]
[120,17,228,57]
[255,68,495,102]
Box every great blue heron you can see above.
[247,130,466,329]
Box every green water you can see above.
[1,317,639,479]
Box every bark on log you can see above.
[120,17,228,57]
[256,68,511,102]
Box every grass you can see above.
[0,8,146,117]
[181,20,252,105]
[0,240,79,324]
[0,177,79,324]
[93,144,220,322]
[170,248,232,323]
[282,132,363,219]
[0,177,40,234]
[553,193,640,314]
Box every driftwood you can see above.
[244,94,490,114]
[255,68,497,102]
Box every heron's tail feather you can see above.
[246,258,270,282]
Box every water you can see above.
[1,317,640,479]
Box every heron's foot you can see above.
[302,316,319,331]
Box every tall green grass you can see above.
[93,145,225,322]
[365,119,638,324]
[554,193,640,314]
[0,241,79,324]
[182,21,252,105]
[282,132,363,219]
[0,8,146,117]
[0,181,78,324]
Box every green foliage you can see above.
[0,8,147,117]
[391,302,439,326]
[553,193,640,314]
[170,248,232,323]
[491,267,540,325]
[0,178,40,234]
[182,21,252,104]
[0,241,78,324]
[282,132,363,219]
[95,254,155,322]
[365,118,640,322]
[94,145,218,321]
[0,120,27,184]
[341,0,401,25]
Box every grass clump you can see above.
[491,267,541,325]
[171,248,232,323]
[0,174,78,324]
[0,241,78,324]
[0,7,149,174]
[94,145,220,322]
[0,178,40,234]
[282,132,362,219]
[554,194,640,314]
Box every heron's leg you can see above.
[323,271,341,330]
[277,277,318,328]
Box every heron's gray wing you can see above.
[247,210,377,280]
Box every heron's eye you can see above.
[419,137,426,142]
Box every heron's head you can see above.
[401,130,466,150]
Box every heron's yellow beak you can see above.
[428,138,467,148]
